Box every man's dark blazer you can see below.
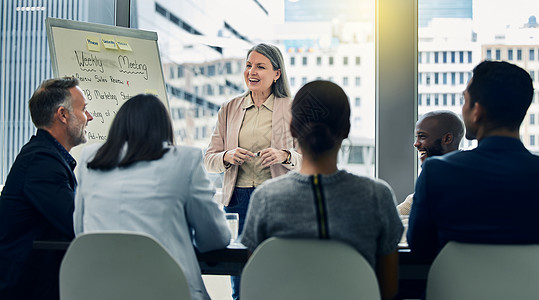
[407,136,539,261]
[0,129,76,299]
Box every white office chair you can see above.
[59,232,191,300]
[240,237,381,300]
[427,241,539,300]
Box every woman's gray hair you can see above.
[245,43,291,98]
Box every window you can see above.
[426,73,431,85]
[434,52,439,63]
[530,49,535,61]
[451,51,455,63]
[443,94,447,106]
[451,72,456,85]
[418,94,422,105]
[355,77,361,86]
[355,56,361,65]
[486,49,492,60]
[348,146,365,164]
[443,72,447,85]
[290,56,295,66]
[206,84,214,96]
[208,64,216,76]
[343,77,349,86]
[177,65,184,77]
[301,77,307,85]
[443,51,447,63]
[459,51,464,63]
[517,49,522,61]
[434,94,439,106]
[451,94,456,106]
[317,56,322,65]
[169,66,175,79]
[418,52,422,63]
[302,56,307,65]
[426,52,431,63]
[459,72,464,84]
[496,49,501,60]
[290,77,296,86]
[508,49,513,60]
[418,72,423,84]
[426,94,431,106]
[329,56,334,65]
[530,114,535,125]
[434,73,439,84]
[355,97,361,107]
[531,71,535,82]
[468,51,472,63]
[531,135,536,146]
[343,56,348,65]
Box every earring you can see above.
[274,79,277,83]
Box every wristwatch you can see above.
[282,150,292,164]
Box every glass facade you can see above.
[1,0,118,182]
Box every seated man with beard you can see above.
[397,110,464,215]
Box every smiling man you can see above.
[397,110,464,215]
[0,77,93,299]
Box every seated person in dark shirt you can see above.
[408,60,539,260]
[398,110,464,215]
[0,77,93,299]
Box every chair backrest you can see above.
[427,241,539,300]
[240,237,380,300]
[60,232,191,300]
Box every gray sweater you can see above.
[241,170,403,268]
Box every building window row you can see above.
[290,76,361,87]
[289,55,361,67]
[418,93,464,107]
[418,51,472,64]
[418,72,472,86]
[171,61,240,79]
[485,47,539,61]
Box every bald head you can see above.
[414,110,465,163]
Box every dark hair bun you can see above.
[291,80,351,159]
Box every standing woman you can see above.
[204,43,301,298]
[74,94,230,300]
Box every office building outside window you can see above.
[0,0,115,182]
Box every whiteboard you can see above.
[45,18,169,158]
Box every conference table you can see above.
[33,240,429,299]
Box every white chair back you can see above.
[427,241,539,300]
[60,232,191,300]
[240,237,381,300]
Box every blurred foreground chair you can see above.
[60,232,190,300]
[240,237,380,300]
[427,241,539,300]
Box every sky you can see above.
[473,0,539,30]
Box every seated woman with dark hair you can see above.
[241,81,403,300]
[74,94,230,300]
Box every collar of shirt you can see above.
[477,136,527,151]
[37,129,77,171]
[243,93,275,111]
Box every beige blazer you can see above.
[204,95,302,206]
